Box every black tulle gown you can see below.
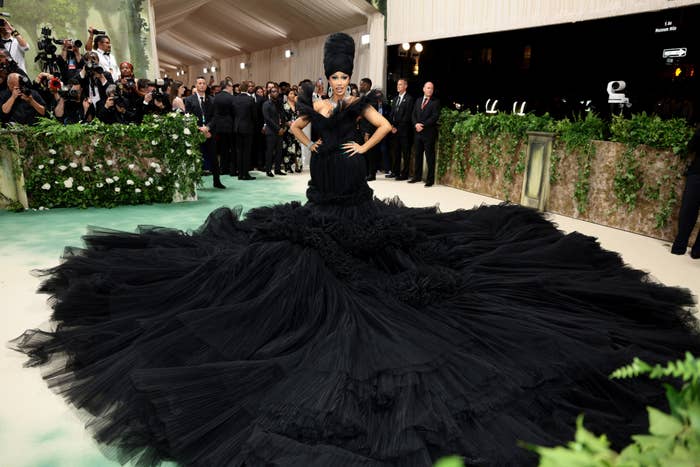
[12,94,700,467]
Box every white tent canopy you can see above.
[151,0,385,86]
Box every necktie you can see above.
[1,39,11,44]
[199,96,206,123]
[421,97,428,110]
[104,52,110,56]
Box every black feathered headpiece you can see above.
[323,33,355,78]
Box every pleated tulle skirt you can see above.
[11,199,700,466]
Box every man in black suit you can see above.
[262,86,286,177]
[184,76,224,188]
[410,81,440,187]
[388,78,414,180]
[231,80,256,180]
[209,80,236,177]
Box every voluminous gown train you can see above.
[12,94,700,466]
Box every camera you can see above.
[150,78,172,100]
[91,28,106,35]
[18,74,32,96]
[38,75,62,91]
[53,38,83,50]
[85,60,104,75]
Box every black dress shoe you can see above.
[395,175,408,181]
[238,174,256,180]
[691,247,700,259]
[407,178,420,183]
[424,181,434,187]
[385,173,396,178]
[266,171,275,177]
[213,182,226,189]
[274,170,287,176]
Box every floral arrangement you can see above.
[3,113,205,209]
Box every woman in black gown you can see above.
[11,33,700,467]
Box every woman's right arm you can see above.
[290,116,322,152]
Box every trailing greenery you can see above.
[2,113,204,209]
[438,109,693,228]
[441,111,555,199]
[552,114,606,214]
[530,352,700,466]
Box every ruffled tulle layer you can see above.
[11,199,700,466]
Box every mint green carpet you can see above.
[0,173,306,467]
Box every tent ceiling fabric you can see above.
[153,0,378,69]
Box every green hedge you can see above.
[0,113,205,209]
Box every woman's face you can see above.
[287,91,296,103]
[255,88,264,97]
[328,71,350,100]
[178,85,185,97]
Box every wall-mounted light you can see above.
[284,49,293,58]
[361,34,370,45]
[211,65,217,72]
[401,42,410,51]
[414,42,423,53]
[240,62,246,70]
[203,67,208,73]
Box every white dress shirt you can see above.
[95,48,120,80]
[1,37,29,72]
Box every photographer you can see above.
[54,78,94,124]
[86,27,119,80]
[0,18,29,73]
[97,83,135,124]
[141,79,171,117]
[79,51,112,110]
[0,48,27,92]
[0,72,46,125]
[57,39,83,81]
[33,71,62,115]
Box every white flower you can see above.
[128,164,135,169]
[186,149,192,155]
[135,188,141,193]
[170,149,175,153]
[114,187,121,193]
[105,178,114,184]
[63,177,74,188]
[155,167,162,173]
[96,182,104,188]
[174,182,180,188]
[157,186,164,191]
[77,186,85,192]
[38,206,46,211]
[38,164,45,169]
[150,162,160,168]
[69,162,78,168]
[41,183,51,190]
[48,159,55,164]
[113,176,119,181]
[49,149,57,155]
[183,127,191,135]
[148,177,154,182]
[95,164,103,169]
[151,140,158,146]
[82,166,91,172]
[58,165,67,171]
[145,181,151,186]
[171,134,179,140]
[74,150,82,156]
[126,179,134,185]
[185,142,191,147]
[106,160,114,166]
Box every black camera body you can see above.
[91,29,106,35]
[150,78,171,100]
[85,61,104,75]
[53,38,83,50]
[18,75,32,96]
[59,85,81,101]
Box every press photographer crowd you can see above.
[0,21,175,126]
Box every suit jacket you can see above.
[262,99,282,135]
[208,90,235,134]
[391,93,414,129]
[184,93,213,127]
[231,93,256,134]
[412,96,440,135]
